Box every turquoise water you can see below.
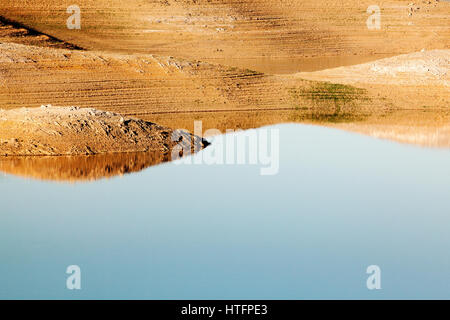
[0,124,450,299]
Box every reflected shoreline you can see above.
[0,151,173,182]
[1,108,449,182]
[147,108,450,148]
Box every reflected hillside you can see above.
[0,151,173,182]
[147,108,450,149]
[330,109,450,149]
[0,108,448,183]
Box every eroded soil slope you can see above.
[295,50,450,147]
[0,3,448,150]
[297,50,450,86]
[0,0,448,73]
[0,42,296,114]
[0,105,208,156]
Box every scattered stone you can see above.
[0,106,209,156]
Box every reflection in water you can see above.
[1,124,450,299]
[0,151,172,182]
[332,122,450,148]
[146,108,450,149]
[1,108,448,182]
[330,109,450,149]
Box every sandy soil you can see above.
[293,49,450,114]
[294,50,450,147]
[0,105,208,156]
[297,50,450,86]
[0,0,449,158]
[0,41,295,113]
[1,0,448,72]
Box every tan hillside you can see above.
[0,105,208,156]
[0,1,448,151]
[0,0,448,73]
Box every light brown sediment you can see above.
[1,0,448,71]
[0,0,448,155]
[0,105,209,156]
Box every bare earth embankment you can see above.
[0,0,449,164]
[1,0,449,71]
[0,105,208,156]
[296,50,450,147]
[297,50,450,86]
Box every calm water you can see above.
[1,124,450,299]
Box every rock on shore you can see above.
[0,105,208,156]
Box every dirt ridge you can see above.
[0,105,208,156]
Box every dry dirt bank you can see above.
[0,105,208,156]
[295,49,450,109]
[0,39,447,149]
[0,41,382,116]
[296,49,450,86]
[294,50,450,147]
[0,42,292,113]
[0,0,448,73]
[0,15,82,50]
[0,7,448,152]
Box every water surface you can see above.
[1,124,450,299]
